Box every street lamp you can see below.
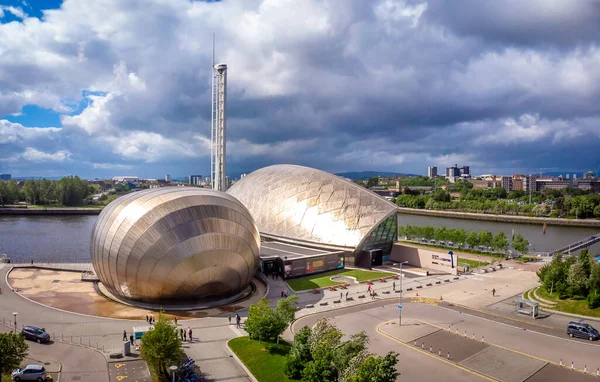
[398,261,409,326]
[12,312,17,333]
[169,365,178,382]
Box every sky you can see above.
[1,0,600,179]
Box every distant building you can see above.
[189,175,203,186]
[112,176,139,183]
[501,176,512,192]
[460,166,470,177]
[566,174,570,179]
[165,174,172,182]
[523,175,536,192]
[584,171,595,180]
[576,179,600,193]
[0,174,11,181]
[511,175,524,191]
[573,173,577,180]
[536,177,572,190]
[427,166,437,178]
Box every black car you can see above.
[21,326,51,343]
[567,321,600,341]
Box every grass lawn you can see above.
[228,337,298,382]
[286,269,395,291]
[537,287,600,318]
[458,258,489,269]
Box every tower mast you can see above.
[210,35,228,191]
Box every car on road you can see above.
[21,326,51,343]
[11,364,47,381]
[567,321,600,341]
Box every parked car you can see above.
[567,321,600,341]
[22,326,50,343]
[11,364,47,381]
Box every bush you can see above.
[588,294,600,309]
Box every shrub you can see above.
[588,294,600,309]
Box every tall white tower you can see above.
[211,62,228,191]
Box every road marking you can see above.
[114,364,125,369]
[375,321,495,381]
[447,301,557,330]
[414,317,593,375]
[116,376,128,381]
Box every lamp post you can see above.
[399,261,408,326]
[12,312,17,333]
[169,365,178,382]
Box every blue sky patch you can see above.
[0,0,63,23]
[2,104,62,127]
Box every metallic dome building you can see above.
[90,187,260,304]
[227,164,398,265]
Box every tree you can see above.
[348,352,399,382]
[0,332,29,381]
[245,295,298,343]
[492,232,509,252]
[512,233,529,254]
[466,231,479,248]
[285,326,313,379]
[568,261,589,297]
[478,230,493,247]
[6,180,20,203]
[140,312,184,381]
[332,331,369,374]
[589,262,600,295]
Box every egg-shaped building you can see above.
[227,164,398,266]
[90,187,260,304]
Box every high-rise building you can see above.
[501,176,512,192]
[460,166,470,177]
[0,174,11,181]
[165,174,172,182]
[445,164,459,178]
[427,166,437,178]
[573,173,577,179]
[189,175,203,186]
[211,59,228,192]
[584,171,595,179]
[523,175,536,192]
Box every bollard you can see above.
[414,340,417,346]
[456,328,458,335]
[429,345,432,353]
[447,352,450,360]
[572,362,574,370]
[482,336,484,342]
[585,365,587,374]
[421,343,424,350]
[596,368,598,377]
[472,333,475,340]
[464,330,467,338]
[439,349,441,356]
[560,359,562,367]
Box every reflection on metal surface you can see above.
[90,187,260,304]
[226,164,397,250]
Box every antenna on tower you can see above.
[212,33,215,66]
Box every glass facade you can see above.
[357,214,398,260]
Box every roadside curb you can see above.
[225,339,258,382]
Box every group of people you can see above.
[179,327,194,342]
[367,284,377,299]
[229,313,242,328]
[145,315,155,324]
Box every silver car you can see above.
[11,364,47,381]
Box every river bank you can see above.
[397,207,600,228]
[0,207,101,215]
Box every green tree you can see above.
[478,230,493,247]
[332,331,369,375]
[466,231,479,248]
[0,181,8,205]
[56,176,89,206]
[455,229,468,246]
[512,233,529,254]
[140,312,184,381]
[6,179,21,203]
[568,261,589,297]
[285,326,313,379]
[23,180,41,205]
[348,352,399,382]
[578,249,594,278]
[0,332,29,381]
[492,232,509,252]
[589,262,600,295]
[245,295,299,343]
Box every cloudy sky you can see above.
[1,0,599,179]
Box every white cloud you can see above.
[21,147,70,162]
[0,6,27,20]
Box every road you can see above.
[289,299,600,381]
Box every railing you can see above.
[550,233,600,255]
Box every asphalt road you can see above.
[290,300,600,381]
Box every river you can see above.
[0,214,599,263]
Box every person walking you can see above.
[393,281,396,291]
[236,314,241,328]
[281,288,285,298]
[130,334,134,345]
[367,284,371,293]
[183,329,187,341]
[145,315,149,323]
[492,288,496,297]
[188,327,193,342]
[228,316,232,325]
[123,330,127,341]
[340,292,343,300]
[345,291,349,299]
[174,317,178,326]
[180,328,184,340]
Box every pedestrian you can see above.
[180,328,184,340]
[187,327,192,342]
[145,315,149,323]
[130,334,134,345]
[371,290,375,300]
[31,260,33,265]
[393,281,396,291]
[123,330,127,341]
[340,292,343,300]
[228,316,232,325]
[281,288,285,298]
[189,328,193,342]
[183,330,187,341]
[492,288,496,297]
[345,291,349,299]
[236,314,241,328]
[367,284,371,292]
[174,317,178,326]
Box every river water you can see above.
[0,214,599,263]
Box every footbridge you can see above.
[550,233,600,255]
